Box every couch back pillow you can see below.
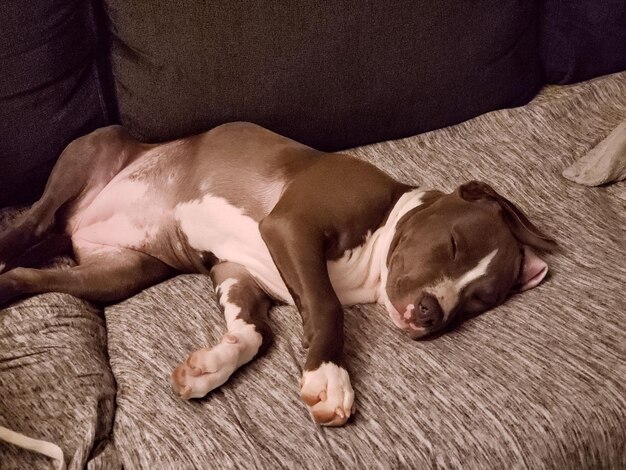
[103,0,543,151]
[541,0,626,83]
[0,0,111,207]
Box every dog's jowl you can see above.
[0,122,556,426]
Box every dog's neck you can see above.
[374,188,429,320]
[326,187,427,306]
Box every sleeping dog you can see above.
[0,122,556,426]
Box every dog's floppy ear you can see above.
[458,180,558,253]
[516,246,549,292]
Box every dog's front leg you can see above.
[260,215,354,427]
[171,262,273,399]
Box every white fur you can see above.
[217,277,263,365]
[74,213,158,247]
[177,189,431,309]
[375,189,430,328]
[328,230,381,305]
[403,303,415,320]
[174,278,263,398]
[70,178,160,250]
[0,425,65,470]
[301,362,354,426]
[457,249,498,290]
[329,189,430,309]
[175,195,292,303]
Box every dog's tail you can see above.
[1,233,73,273]
[0,425,65,470]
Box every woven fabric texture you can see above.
[107,71,626,468]
[0,71,625,468]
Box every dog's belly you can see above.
[70,176,166,257]
[69,142,382,305]
[69,151,289,292]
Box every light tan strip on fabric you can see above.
[0,425,65,470]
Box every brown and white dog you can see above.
[0,122,556,426]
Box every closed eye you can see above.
[450,235,458,260]
[475,291,499,308]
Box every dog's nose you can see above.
[414,293,443,328]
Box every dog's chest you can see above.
[174,195,384,305]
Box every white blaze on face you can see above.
[429,248,498,321]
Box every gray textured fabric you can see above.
[0,211,118,469]
[0,71,624,469]
[105,71,626,468]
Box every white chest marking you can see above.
[174,195,292,302]
[325,189,434,306]
[328,230,381,305]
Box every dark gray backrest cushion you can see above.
[103,0,543,151]
[0,0,111,208]
[541,1,626,84]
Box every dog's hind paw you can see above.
[171,337,241,399]
[300,362,355,426]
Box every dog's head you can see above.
[384,181,557,338]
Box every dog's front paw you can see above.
[171,335,241,399]
[300,362,355,426]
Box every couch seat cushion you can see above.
[106,71,626,468]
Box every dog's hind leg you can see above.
[0,125,142,272]
[171,262,273,399]
[1,233,73,272]
[0,247,174,308]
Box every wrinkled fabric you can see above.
[1,71,624,469]
[105,71,626,469]
[0,215,117,470]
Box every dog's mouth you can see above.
[388,301,433,339]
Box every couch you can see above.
[1,1,625,468]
